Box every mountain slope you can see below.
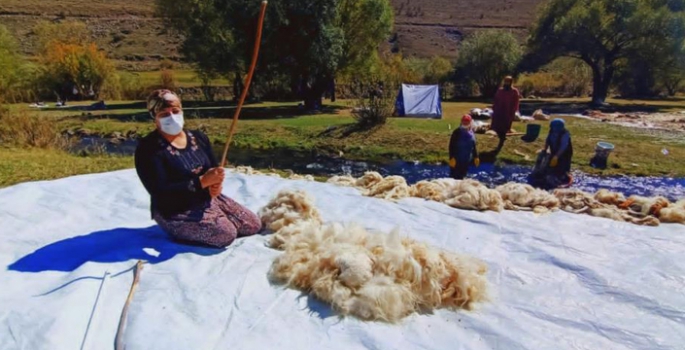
[1,0,545,67]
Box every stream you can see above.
[74,137,685,201]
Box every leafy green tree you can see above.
[157,0,393,107]
[336,0,394,77]
[455,31,522,97]
[0,25,25,103]
[527,0,685,104]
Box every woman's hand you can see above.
[200,167,225,188]
[209,183,223,198]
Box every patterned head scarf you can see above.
[146,89,182,119]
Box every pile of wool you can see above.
[554,189,660,226]
[495,182,559,213]
[355,172,385,188]
[327,175,358,187]
[619,195,671,218]
[658,199,685,224]
[258,190,322,249]
[594,189,626,206]
[409,178,503,212]
[364,175,412,201]
[287,173,315,181]
[230,166,283,178]
[261,190,488,322]
[532,109,550,121]
[327,172,411,201]
[409,179,456,201]
[231,166,264,175]
[441,179,504,212]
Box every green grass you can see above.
[4,98,685,182]
[0,148,133,187]
[135,70,228,88]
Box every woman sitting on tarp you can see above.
[529,118,573,189]
[134,89,262,248]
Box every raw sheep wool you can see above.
[594,189,626,206]
[327,175,358,187]
[554,189,660,226]
[441,179,504,212]
[364,175,412,201]
[657,206,685,224]
[619,195,671,217]
[232,166,264,175]
[409,180,450,201]
[261,190,488,323]
[235,166,684,226]
[258,190,322,249]
[288,173,315,181]
[355,172,384,188]
[495,182,559,213]
[655,199,685,224]
[328,172,411,201]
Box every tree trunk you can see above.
[590,60,614,106]
[233,72,244,102]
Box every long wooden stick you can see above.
[220,1,268,167]
[115,260,144,350]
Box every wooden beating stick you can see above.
[220,1,268,168]
[115,260,144,350]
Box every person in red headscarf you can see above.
[491,76,521,152]
[449,115,480,179]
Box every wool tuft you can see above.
[261,190,488,322]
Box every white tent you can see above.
[395,84,442,118]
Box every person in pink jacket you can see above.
[491,76,521,153]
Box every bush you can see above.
[0,111,69,149]
[518,57,592,97]
[351,80,397,128]
[100,71,150,100]
[518,80,535,97]
[160,69,177,90]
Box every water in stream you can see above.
[75,137,685,201]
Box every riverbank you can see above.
[2,98,685,188]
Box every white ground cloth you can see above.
[1,170,683,350]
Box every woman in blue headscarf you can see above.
[530,118,573,189]
[544,118,573,176]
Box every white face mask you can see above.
[159,112,184,135]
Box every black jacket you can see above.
[134,130,217,218]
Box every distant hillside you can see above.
[1,0,546,69]
[389,0,545,57]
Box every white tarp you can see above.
[396,84,442,118]
[1,170,684,350]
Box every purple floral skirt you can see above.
[153,195,262,248]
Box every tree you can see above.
[157,0,393,108]
[527,0,685,105]
[41,43,114,101]
[0,25,25,103]
[336,0,394,76]
[455,31,522,97]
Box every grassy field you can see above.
[0,148,133,187]
[135,70,228,88]
[2,98,683,186]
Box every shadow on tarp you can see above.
[8,226,222,273]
